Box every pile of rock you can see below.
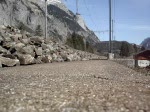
[0,26,101,68]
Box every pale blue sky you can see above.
[64,0,150,45]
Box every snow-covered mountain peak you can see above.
[47,0,61,4]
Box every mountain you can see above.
[0,0,100,45]
[96,41,139,56]
[141,37,150,50]
[96,41,122,53]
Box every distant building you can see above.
[134,50,150,68]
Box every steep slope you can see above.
[141,37,150,49]
[0,0,99,45]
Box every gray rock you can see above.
[30,36,44,46]
[10,34,22,42]
[47,44,54,51]
[43,49,51,55]
[35,47,42,56]
[2,42,16,50]
[21,30,28,39]
[21,45,35,57]
[41,44,47,50]
[52,53,58,61]
[0,46,8,54]
[2,54,16,59]
[41,44,56,51]
[14,43,25,51]
[0,34,4,42]
[42,55,52,63]
[82,58,89,61]
[0,56,20,67]
[59,52,68,61]
[56,55,64,62]
[73,53,81,61]
[3,35,11,42]
[35,56,43,64]
[17,54,35,65]
[21,39,30,45]
[67,54,74,62]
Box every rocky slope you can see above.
[0,25,102,68]
[141,37,150,50]
[0,0,100,45]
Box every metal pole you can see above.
[109,0,112,53]
[45,0,47,39]
[112,19,114,52]
[10,3,12,26]
[76,0,78,15]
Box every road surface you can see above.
[0,60,150,112]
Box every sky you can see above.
[62,0,150,45]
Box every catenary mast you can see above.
[45,0,48,39]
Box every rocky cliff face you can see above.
[0,0,100,44]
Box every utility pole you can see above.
[45,0,48,39]
[108,0,114,59]
[76,0,79,15]
[109,0,112,53]
[10,3,13,26]
[112,19,114,52]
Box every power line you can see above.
[83,0,99,31]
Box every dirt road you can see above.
[0,60,150,112]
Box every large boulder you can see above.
[43,49,51,55]
[59,52,68,61]
[0,46,8,54]
[0,56,20,67]
[41,43,54,51]
[30,36,44,46]
[35,47,42,56]
[52,53,58,61]
[10,34,22,42]
[21,30,28,39]
[2,54,16,59]
[41,55,52,63]
[47,44,54,51]
[17,54,35,65]
[0,34,4,42]
[67,54,74,62]
[2,42,16,50]
[72,53,81,61]
[56,55,64,62]
[35,56,43,64]
[21,45,35,57]
[3,35,11,42]
[41,44,47,50]
[20,39,30,45]
[14,43,25,51]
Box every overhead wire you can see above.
[83,0,99,32]
[113,0,116,40]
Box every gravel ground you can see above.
[0,60,150,112]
